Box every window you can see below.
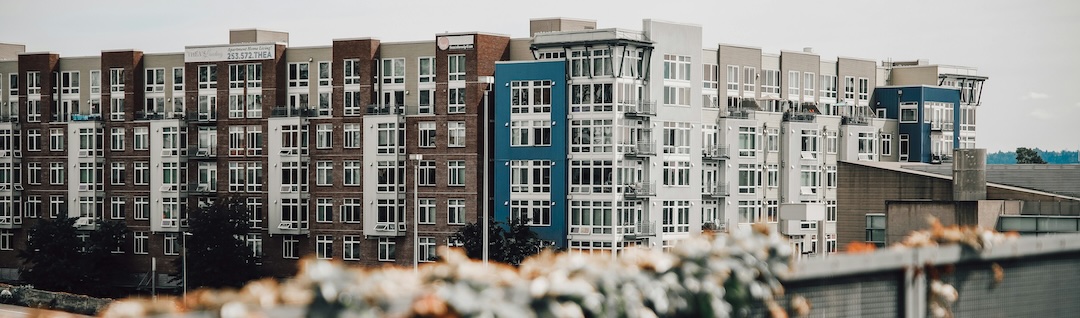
[378,238,396,261]
[900,103,918,123]
[343,161,361,186]
[318,61,331,87]
[50,162,64,185]
[787,71,800,97]
[27,163,40,185]
[343,236,361,261]
[569,119,613,153]
[418,199,435,224]
[663,122,691,154]
[767,164,779,188]
[510,200,552,226]
[111,162,125,185]
[826,200,837,222]
[0,230,11,251]
[726,65,739,91]
[164,233,179,255]
[343,90,361,116]
[803,72,815,99]
[663,85,690,106]
[858,132,876,160]
[316,235,333,260]
[844,76,856,100]
[447,199,465,225]
[762,70,780,95]
[25,100,40,123]
[316,161,333,186]
[418,160,435,186]
[448,161,465,186]
[316,198,333,223]
[134,197,149,220]
[418,89,433,114]
[376,161,402,192]
[510,80,553,113]
[418,237,436,262]
[448,88,465,113]
[866,214,886,247]
[171,67,183,91]
[316,124,332,149]
[26,71,41,95]
[25,196,40,218]
[738,200,760,224]
[418,122,436,148]
[826,131,838,154]
[800,165,820,189]
[801,130,819,154]
[881,134,892,156]
[766,128,779,153]
[343,59,361,85]
[110,128,124,151]
[899,134,910,161]
[448,121,465,147]
[738,164,760,194]
[703,64,718,89]
[448,55,465,81]
[198,65,217,89]
[133,232,148,254]
[376,199,401,224]
[317,92,331,116]
[49,195,64,218]
[26,129,39,151]
[510,160,551,193]
[374,123,394,152]
[826,165,837,188]
[738,126,757,157]
[743,67,756,92]
[510,120,551,147]
[49,128,64,152]
[661,201,690,233]
[145,68,165,92]
[820,75,837,99]
[418,57,435,83]
[766,200,778,223]
[288,62,309,87]
[381,58,405,84]
[858,77,869,101]
[134,127,148,150]
[662,161,690,186]
[663,55,691,80]
[283,235,299,259]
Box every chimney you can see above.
[952,148,987,201]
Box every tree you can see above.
[1016,147,1047,164]
[173,197,261,289]
[451,217,544,265]
[18,217,129,296]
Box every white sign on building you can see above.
[436,35,474,51]
[185,44,276,63]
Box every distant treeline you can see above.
[987,149,1079,164]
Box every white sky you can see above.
[2,0,1078,152]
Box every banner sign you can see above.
[185,44,276,63]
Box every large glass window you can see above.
[866,214,886,247]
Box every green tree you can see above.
[451,218,544,265]
[173,197,261,289]
[1016,147,1047,164]
[18,217,129,296]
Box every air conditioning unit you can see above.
[13,184,23,191]
[161,219,177,227]
[278,221,295,230]
[0,217,11,225]
[75,217,94,227]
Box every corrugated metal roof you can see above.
[904,164,1080,198]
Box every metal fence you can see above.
[751,233,1080,317]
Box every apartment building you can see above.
[0,17,988,285]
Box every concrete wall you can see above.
[888,66,939,86]
[529,18,597,37]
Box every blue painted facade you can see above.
[494,60,568,247]
[873,86,961,163]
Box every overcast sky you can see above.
[2,0,1078,152]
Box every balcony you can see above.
[703,183,730,198]
[624,221,657,240]
[623,182,656,199]
[723,109,755,119]
[186,111,217,122]
[271,106,317,118]
[841,115,869,126]
[783,111,816,123]
[624,101,656,117]
[624,143,656,158]
[366,104,404,115]
[70,113,103,122]
[702,145,729,160]
[370,222,408,237]
[702,219,729,233]
[135,111,183,121]
[188,183,216,195]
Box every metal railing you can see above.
[702,145,729,160]
[624,100,656,117]
[624,143,656,157]
[841,115,869,126]
[703,183,729,198]
[783,111,816,123]
[366,104,404,115]
[271,106,317,118]
[623,182,656,198]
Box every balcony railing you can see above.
[186,111,217,122]
[723,109,755,119]
[624,100,656,117]
[366,104,404,115]
[70,113,103,122]
[841,115,869,126]
[271,106,317,118]
[702,145,729,160]
[624,143,656,157]
[703,183,730,198]
[783,111,816,123]
[623,182,656,199]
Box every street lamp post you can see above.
[182,232,192,301]
[411,154,423,273]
